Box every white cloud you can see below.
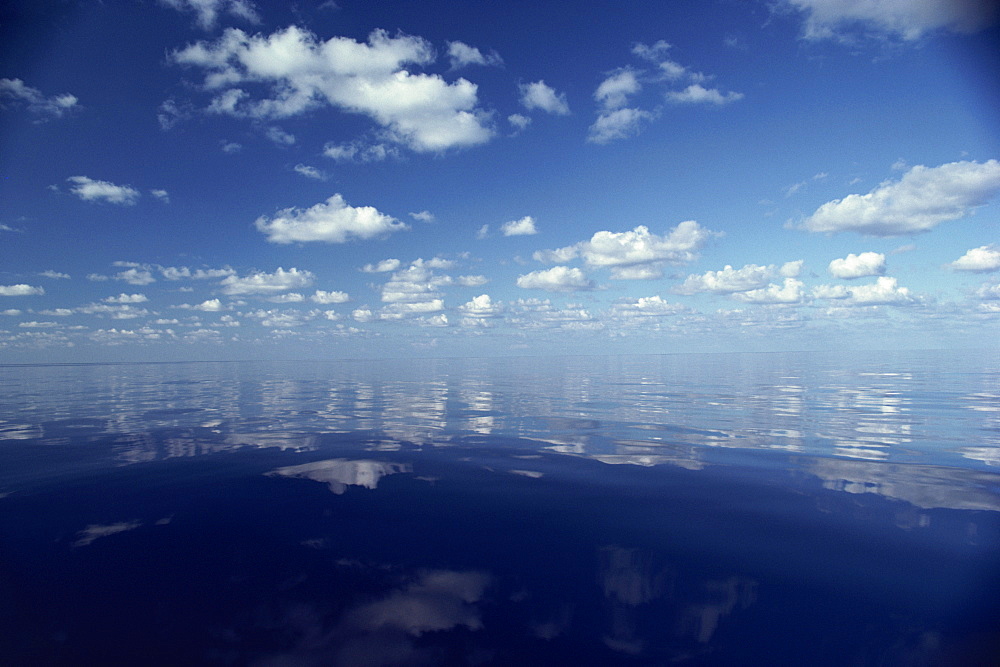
[409,210,435,222]
[256,194,407,244]
[352,308,374,322]
[221,267,314,295]
[595,69,641,110]
[519,80,570,115]
[160,0,259,29]
[150,189,170,203]
[976,282,1000,300]
[66,176,140,205]
[323,140,399,162]
[78,303,150,319]
[456,274,488,287]
[267,292,305,303]
[828,252,887,279]
[799,160,1000,236]
[501,216,538,236]
[950,245,1000,273]
[732,278,805,304]
[158,98,191,130]
[587,107,654,144]
[0,78,78,119]
[780,260,804,277]
[507,114,531,131]
[104,293,148,304]
[221,141,242,153]
[380,259,453,303]
[160,265,236,280]
[786,0,999,41]
[173,26,495,153]
[476,224,490,240]
[631,40,673,62]
[362,258,401,273]
[38,308,74,316]
[311,290,349,304]
[447,41,502,69]
[675,264,775,294]
[294,164,326,180]
[516,266,594,292]
[666,84,743,105]
[181,298,225,311]
[459,294,501,318]
[265,125,295,145]
[19,321,59,328]
[536,221,714,279]
[813,276,916,305]
[39,270,70,279]
[611,295,685,317]
[115,268,156,285]
[2,309,23,315]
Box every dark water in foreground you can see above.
[1,351,999,665]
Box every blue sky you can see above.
[1,0,999,361]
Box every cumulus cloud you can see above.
[104,293,148,304]
[0,284,44,296]
[501,216,538,236]
[828,252,887,279]
[221,267,314,295]
[160,265,235,280]
[785,0,999,41]
[587,107,655,144]
[732,278,805,304]
[950,245,1000,273]
[114,268,156,285]
[595,69,641,110]
[255,194,407,244]
[323,140,399,162]
[379,259,453,304]
[535,221,714,279]
[447,41,502,69]
[0,78,78,119]
[160,0,260,30]
[507,113,531,131]
[516,266,594,292]
[172,26,495,153]
[178,298,225,311]
[362,258,402,273]
[459,294,502,318]
[976,282,1000,300]
[409,210,435,223]
[611,295,686,317]
[293,164,326,180]
[519,80,570,115]
[675,263,777,295]
[799,160,1000,236]
[813,276,916,305]
[39,270,70,279]
[311,290,349,304]
[666,83,743,105]
[66,176,140,205]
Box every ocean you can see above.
[1,350,998,665]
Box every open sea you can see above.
[1,350,999,666]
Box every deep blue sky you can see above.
[2,0,999,361]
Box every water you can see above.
[1,351,998,665]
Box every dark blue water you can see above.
[1,351,998,665]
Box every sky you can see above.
[1,0,999,362]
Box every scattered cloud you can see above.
[39,270,70,279]
[732,278,805,304]
[587,107,655,144]
[798,160,1000,236]
[611,295,686,317]
[255,194,407,244]
[0,78,78,120]
[507,114,531,131]
[173,26,495,152]
[595,69,641,110]
[150,189,170,203]
[114,268,156,285]
[828,252,887,279]
[409,210,435,223]
[535,221,715,279]
[104,293,149,304]
[323,140,399,162]
[159,0,260,30]
[157,98,191,130]
[519,80,570,115]
[785,0,1000,41]
[812,276,917,305]
[362,258,401,273]
[311,290,350,304]
[447,41,502,69]
[294,164,326,180]
[675,263,776,295]
[265,125,295,145]
[160,265,236,280]
[66,176,141,205]
[0,284,45,296]
[516,266,594,292]
[666,83,743,105]
[501,216,538,236]
[950,245,1000,273]
[220,267,315,295]
[72,520,142,548]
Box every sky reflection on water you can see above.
[1,351,999,664]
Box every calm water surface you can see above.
[1,351,998,665]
